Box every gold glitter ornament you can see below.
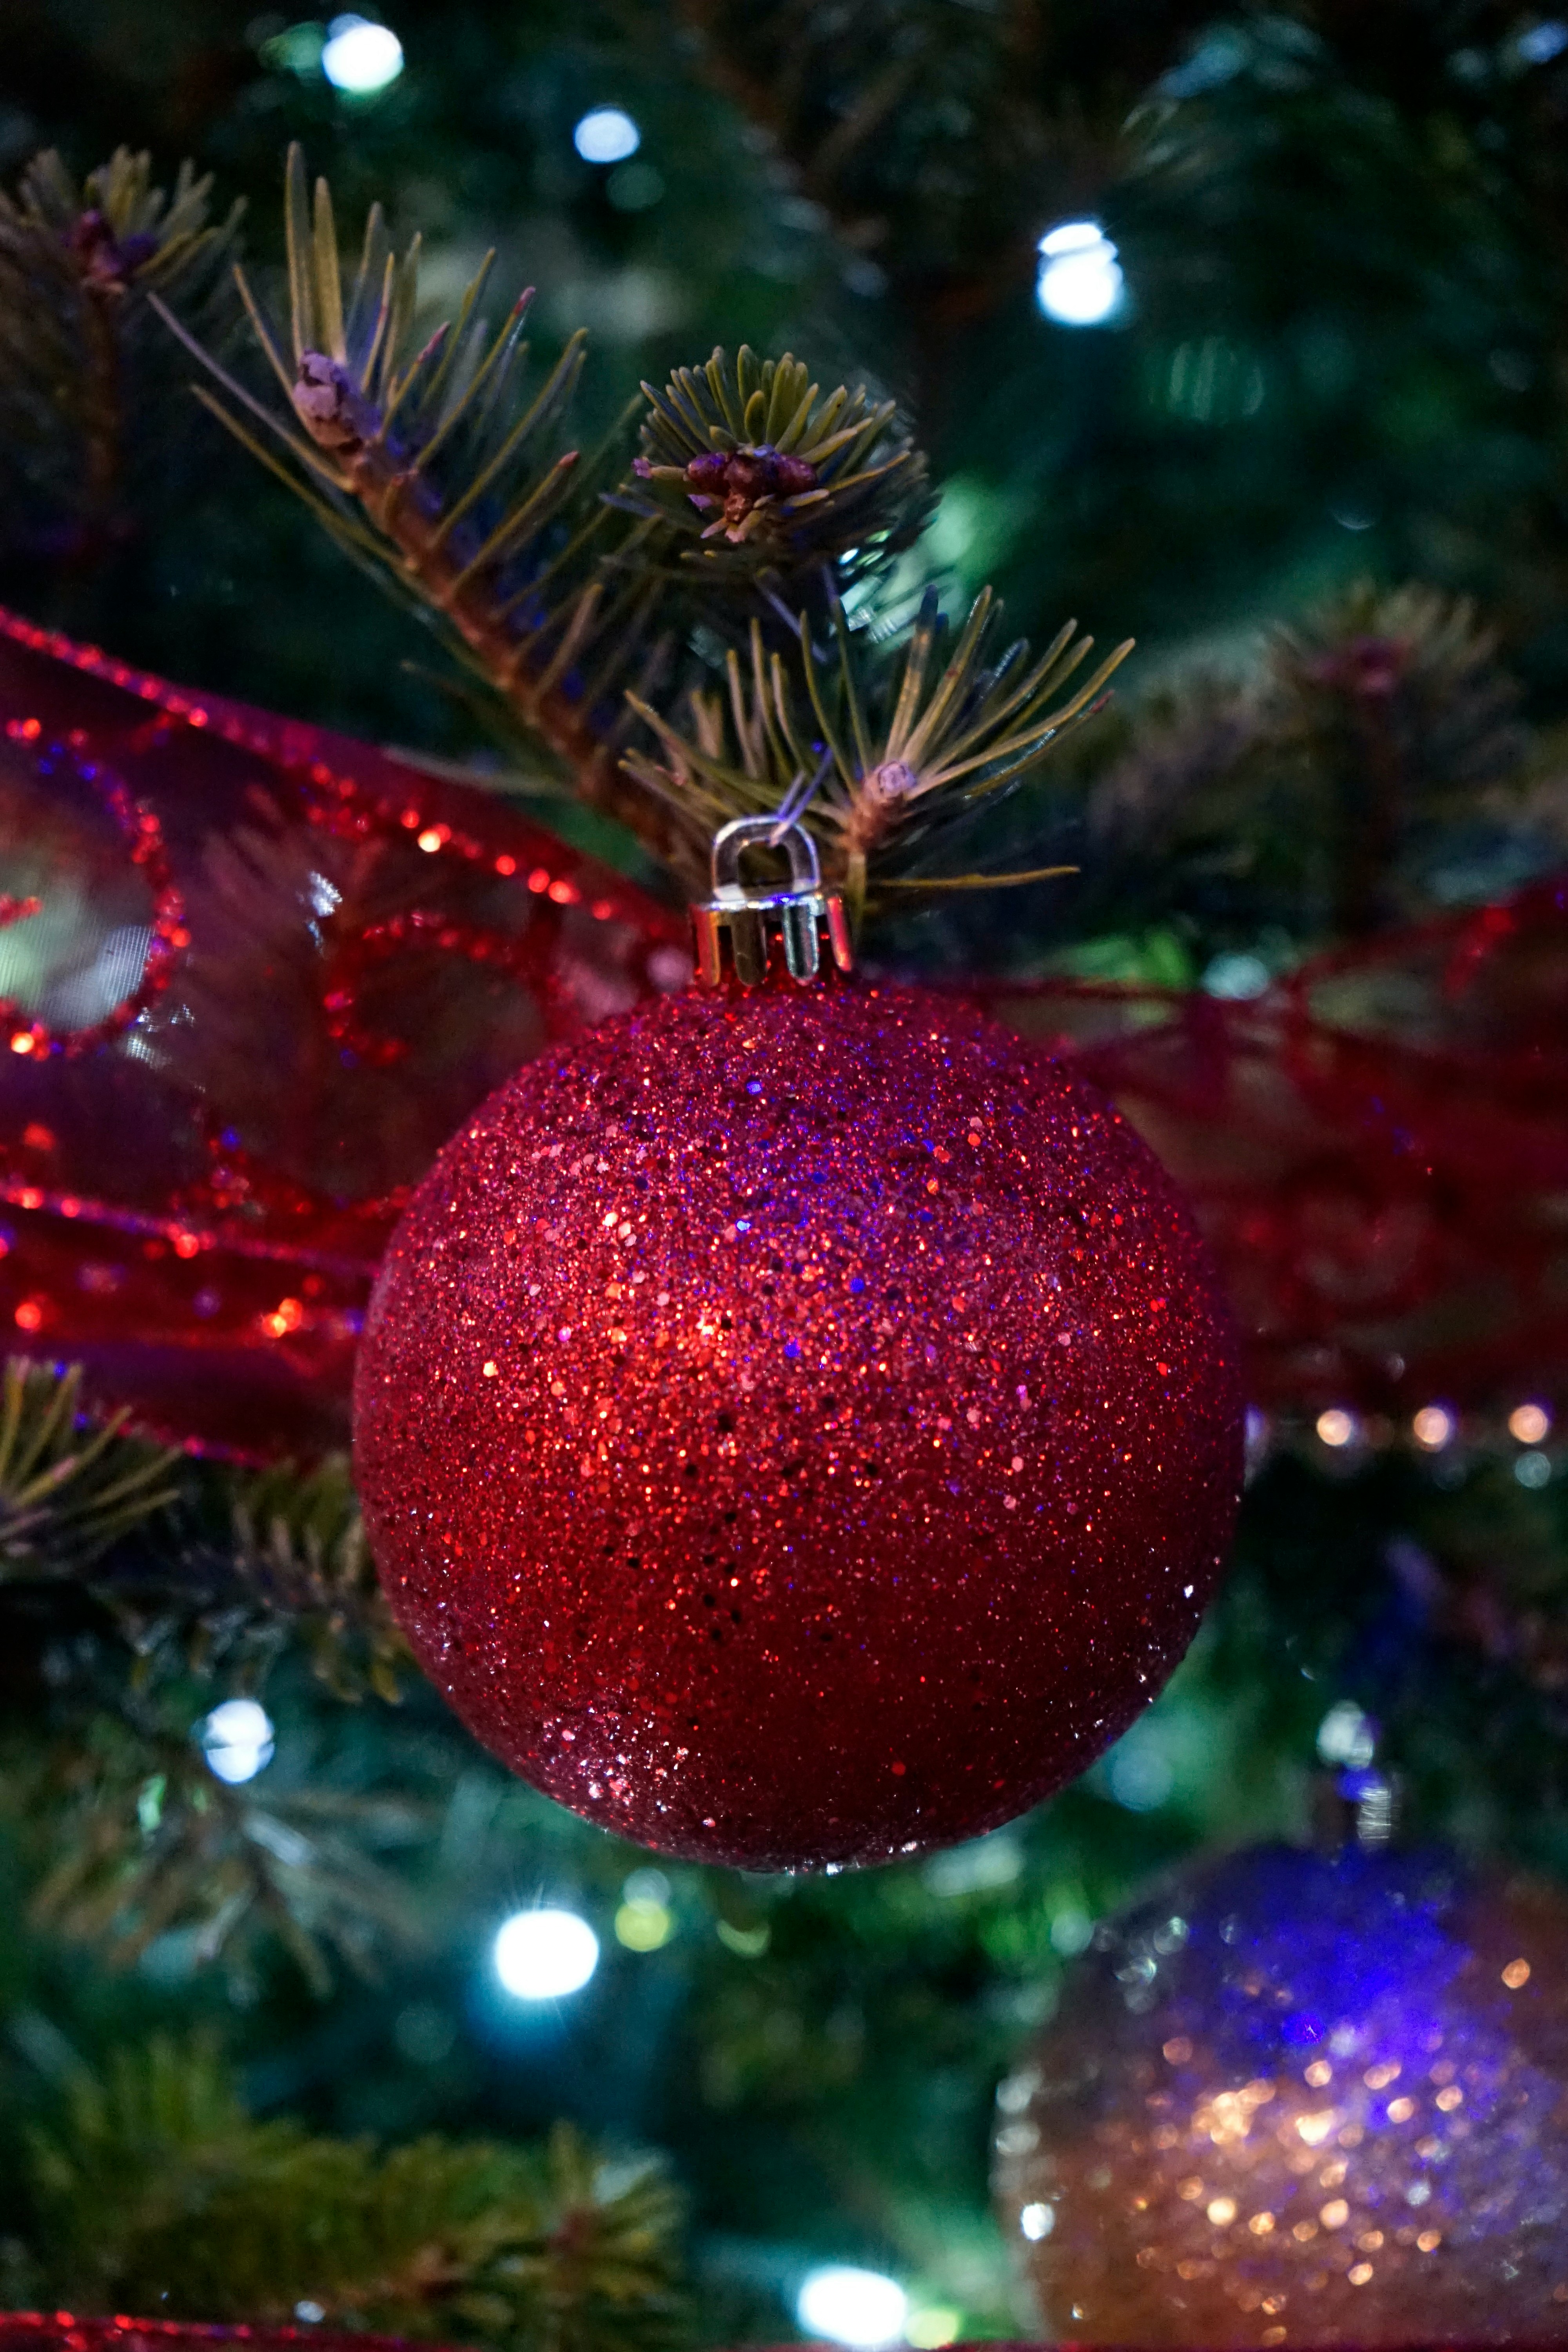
[995,1840,1568,2345]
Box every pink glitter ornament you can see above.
[354,824,1243,1869]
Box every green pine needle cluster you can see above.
[22,1707,427,1993]
[1076,578,1539,950]
[152,142,1117,909]
[0,1363,419,1986]
[624,346,927,577]
[20,2036,687,2352]
[155,148,659,837]
[223,1457,409,1707]
[0,1359,182,1573]
[625,587,1129,919]
[0,147,240,561]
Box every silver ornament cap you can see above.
[691,815,853,989]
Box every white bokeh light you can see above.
[797,2267,909,2348]
[1036,221,1124,327]
[573,107,641,165]
[494,1907,600,2000]
[199,1697,275,1785]
[321,16,404,93]
[1317,1700,1376,1769]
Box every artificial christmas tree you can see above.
[0,4,1567,2345]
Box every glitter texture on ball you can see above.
[353,981,1242,1869]
[995,1841,1568,2345]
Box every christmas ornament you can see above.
[353,818,1243,1870]
[995,1835,1568,2346]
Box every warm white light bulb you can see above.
[573,107,641,164]
[1036,221,1124,326]
[493,1907,600,1999]
[1316,1407,1357,1449]
[199,1697,276,1785]
[321,16,404,93]
[1510,1402,1551,1446]
[1412,1404,1455,1450]
[797,2267,909,2348]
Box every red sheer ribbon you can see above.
[979,883,1568,1421]
[0,609,684,1455]
[0,2322,1554,2352]
[0,608,1562,1453]
[0,2321,435,2352]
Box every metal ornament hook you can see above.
[691,815,853,989]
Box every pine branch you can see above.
[106,1456,411,1709]
[23,2036,689,2352]
[1073,578,1533,949]
[18,1706,428,1993]
[0,147,243,562]
[621,346,928,584]
[159,146,1126,911]
[0,1354,397,1703]
[0,1369,418,1984]
[157,146,673,855]
[222,1457,408,1706]
[666,0,1137,303]
[0,1359,181,1572]
[623,583,1131,924]
[1271,580,1526,934]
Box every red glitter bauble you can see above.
[353,981,1243,1869]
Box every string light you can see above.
[797,2267,909,2348]
[321,15,404,92]
[1517,20,1568,62]
[1411,1404,1455,1450]
[1036,221,1124,326]
[905,2310,961,2349]
[1509,1403,1551,1445]
[198,1697,276,1784]
[614,1868,673,1951]
[493,1906,599,1999]
[573,107,640,164]
[1315,1407,1358,1448]
[1317,1700,1376,1769]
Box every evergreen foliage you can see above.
[160,146,648,832]
[19,2036,686,2351]
[0,4,1566,2344]
[1057,579,1552,959]
[0,1359,180,1572]
[624,348,926,579]
[0,148,241,567]
[160,141,1122,906]
[623,589,1127,918]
